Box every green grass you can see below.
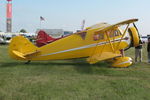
[0,45,150,100]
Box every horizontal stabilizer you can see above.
[87,52,121,64]
[12,50,26,59]
[12,50,40,59]
[24,50,40,57]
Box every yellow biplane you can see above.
[9,19,141,67]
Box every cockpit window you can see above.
[107,29,121,38]
[93,33,104,41]
[93,29,121,41]
[108,30,114,38]
[114,30,121,36]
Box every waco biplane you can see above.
[9,19,141,67]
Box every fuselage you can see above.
[30,23,129,61]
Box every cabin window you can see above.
[108,30,114,38]
[107,30,121,38]
[114,30,121,36]
[93,33,104,41]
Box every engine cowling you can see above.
[128,27,140,47]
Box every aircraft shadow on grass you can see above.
[0,59,113,75]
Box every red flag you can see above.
[40,16,45,21]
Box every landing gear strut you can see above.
[25,60,31,64]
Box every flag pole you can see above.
[40,16,45,29]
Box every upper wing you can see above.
[95,19,138,33]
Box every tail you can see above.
[9,36,40,60]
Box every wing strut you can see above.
[88,31,116,63]
[116,24,130,50]
[88,38,102,62]
[105,30,115,52]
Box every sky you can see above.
[0,0,150,35]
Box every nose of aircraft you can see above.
[133,23,143,45]
[127,23,142,48]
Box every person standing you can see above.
[147,37,150,63]
[135,43,143,62]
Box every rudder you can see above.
[9,36,39,60]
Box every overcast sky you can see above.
[0,0,150,35]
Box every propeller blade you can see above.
[133,23,142,44]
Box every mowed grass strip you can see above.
[0,45,150,100]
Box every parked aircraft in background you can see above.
[0,32,36,44]
[36,30,63,47]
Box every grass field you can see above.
[0,45,150,100]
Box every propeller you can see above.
[133,23,143,44]
[125,22,142,51]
